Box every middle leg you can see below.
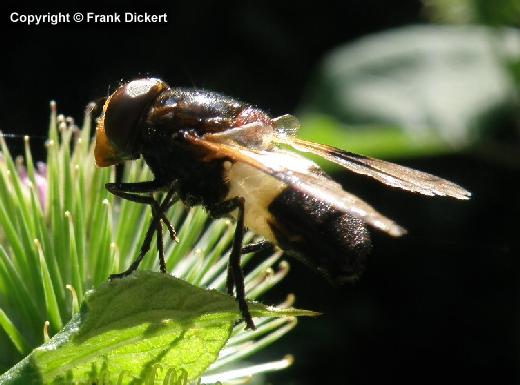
[210,196,256,330]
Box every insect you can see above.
[94,78,470,329]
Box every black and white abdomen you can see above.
[224,161,371,285]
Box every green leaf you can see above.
[300,25,520,154]
[423,0,520,26]
[298,114,448,159]
[0,309,29,355]
[0,272,316,385]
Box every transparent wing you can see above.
[185,133,407,236]
[278,137,471,200]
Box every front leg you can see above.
[106,181,178,278]
[210,197,256,330]
[106,181,179,242]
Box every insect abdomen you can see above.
[267,187,372,284]
[224,161,371,284]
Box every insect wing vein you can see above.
[282,138,471,200]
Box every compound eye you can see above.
[95,78,167,166]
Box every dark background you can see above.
[0,1,517,384]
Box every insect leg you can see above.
[209,198,242,295]
[106,181,179,242]
[106,180,164,193]
[210,197,256,330]
[106,182,177,278]
[110,213,157,279]
[156,217,166,273]
[241,241,273,254]
[156,188,178,272]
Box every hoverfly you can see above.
[94,78,470,329]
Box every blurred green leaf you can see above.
[300,26,520,155]
[298,115,448,159]
[0,272,316,385]
[423,0,520,26]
